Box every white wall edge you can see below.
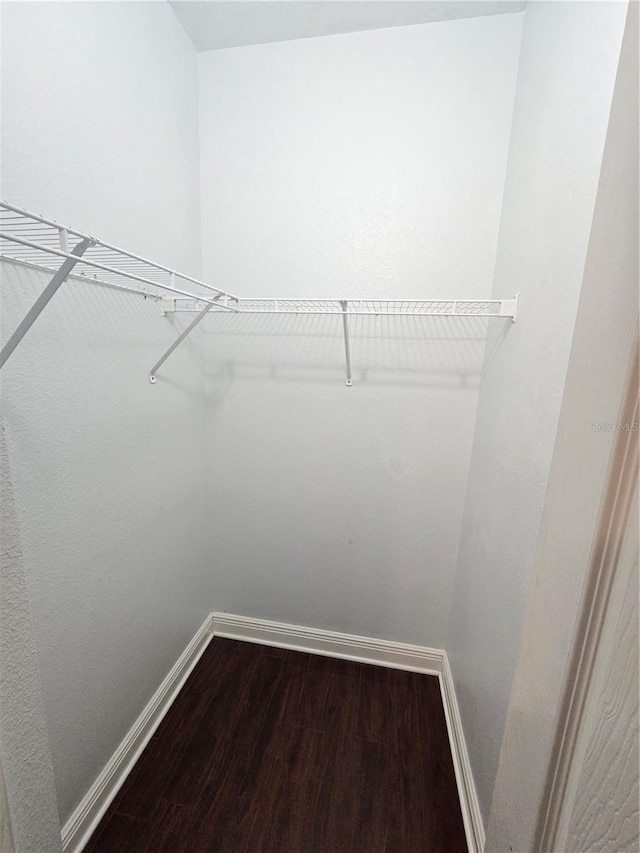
[212,611,484,852]
[439,653,486,853]
[61,614,214,853]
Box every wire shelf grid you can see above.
[0,201,518,382]
[0,202,238,307]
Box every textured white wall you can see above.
[448,0,628,824]
[486,4,637,847]
[563,497,638,853]
[198,15,523,646]
[0,0,209,826]
[1,1,202,278]
[1,265,211,825]
[199,15,523,298]
[1,419,62,852]
[0,757,16,853]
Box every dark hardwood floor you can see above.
[86,638,467,852]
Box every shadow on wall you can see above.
[200,312,511,393]
[0,264,206,401]
[196,308,510,645]
[0,262,512,399]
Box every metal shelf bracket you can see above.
[340,300,353,387]
[0,237,93,370]
[149,295,222,384]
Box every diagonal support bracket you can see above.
[149,294,221,384]
[0,238,93,370]
[340,300,353,387]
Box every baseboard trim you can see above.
[211,611,443,674]
[211,611,485,852]
[439,653,486,853]
[61,614,214,853]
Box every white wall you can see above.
[1,419,62,852]
[448,0,628,824]
[198,15,523,646]
[0,0,209,825]
[199,15,523,298]
[1,266,211,826]
[487,4,638,847]
[1,1,202,277]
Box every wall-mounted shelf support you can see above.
[340,300,353,387]
[149,295,221,383]
[0,237,93,370]
[500,296,519,322]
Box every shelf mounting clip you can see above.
[499,295,519,322]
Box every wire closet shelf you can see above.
[0,201,518,385]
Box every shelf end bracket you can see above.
[499,295,519,322]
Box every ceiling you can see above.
[169,1,526,52]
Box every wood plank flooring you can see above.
[86,638,467,852]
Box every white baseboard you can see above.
[439,653,486,853]
[211,611,443,673]
[61,614,214,853]
[211,611,485,852]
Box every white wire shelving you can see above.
[0,201,238,305]
[171,297,516,317]
[0,201,518,385]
